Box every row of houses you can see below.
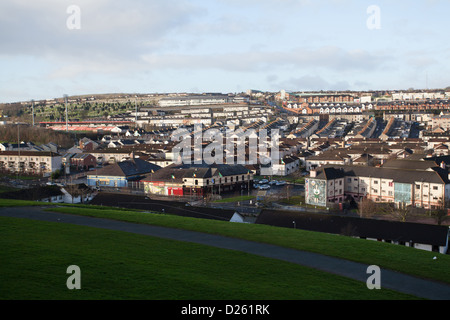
[305,158,450,210]
[283,102,372,115]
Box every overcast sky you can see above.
[1,0,449,103]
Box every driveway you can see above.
[1,206,449,300]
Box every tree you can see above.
[429,199,450,225]
[51,169,61,180]
[384,202,412,222]
[357,197,377,218]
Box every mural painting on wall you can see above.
[306,178,327,207]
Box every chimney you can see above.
[310,169,317,178]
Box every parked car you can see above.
[259,179,269,184]
[258,184,270,190]
[269,180,278,185]
[276,180,286,186]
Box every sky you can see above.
[1,0,449,103]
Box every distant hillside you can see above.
[0,124,74,149]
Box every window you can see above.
[195,180,198,185]
[416,185,420,190]
[374,180,378,184]
[433,186,438,190]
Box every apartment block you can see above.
[0,151,62,175]
[306,161,450,209]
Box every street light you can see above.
[292,221,296,229]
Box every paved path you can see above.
[1,206,450,300]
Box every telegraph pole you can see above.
[17,124,20,179]
[31,99,35,126]
[64,94,69,132]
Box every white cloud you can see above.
[140,46,387,74]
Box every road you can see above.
[1,206,450,300]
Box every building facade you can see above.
[142,163,253,197]
[306,163,450,209]
[0,151,62,175]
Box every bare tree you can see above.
[429,199,450,225]
[357,197,377,218]
[384,202,412,222]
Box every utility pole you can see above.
[31,99,35,126]
[135,97,138,124]
[17,124,20,179]
[64,94,69,132]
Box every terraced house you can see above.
[306,160,450,209]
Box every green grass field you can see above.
[0,216,417,300]
[1,199,449,300]
[43,205,450,285]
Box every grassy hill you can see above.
[1,199,449,300]
[0,216,415,300]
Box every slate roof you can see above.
[0,151,60,157]
[142,162,250,183]
[312,164,450,184]
[381,159,438,171]
[0,185,63,200]
[256,209,449,246]
[87,158,161,177]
